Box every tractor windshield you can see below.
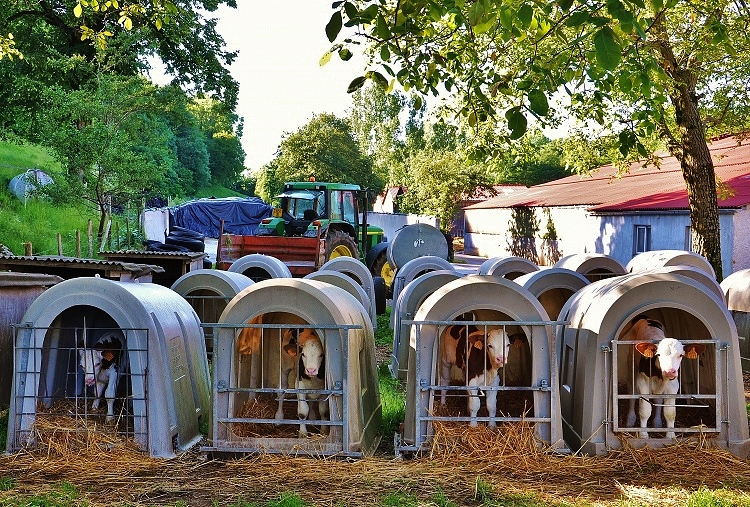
[276,190,325,220]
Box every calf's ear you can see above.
[635,342,657,358]
[685,344,706,359]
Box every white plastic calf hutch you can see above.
[319,256,383,318]
[478,256,539,279]
[390,270,463,381]
[626,249,715,278]
[513,268,590,321]
[205,278,382,457]
[721,269,750,372]
[227,253,292,282]
[304,270,375,329]
[7,277,211,458]
[557,271,750,458]
[554,253,626,283]
[171,269,254,358]
[398,275,566,455]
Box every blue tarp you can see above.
[169,197,273,237]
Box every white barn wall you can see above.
[464,205,742,276]
[731,207,750,273]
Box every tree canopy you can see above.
[327,0,750,279]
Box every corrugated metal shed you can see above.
[466,136,750,212]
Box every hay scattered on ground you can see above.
[1,416,749,507]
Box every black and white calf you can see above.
[624,315,706,439]
[275,328,328,437]
[79,331,123,422]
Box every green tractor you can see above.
[256,180,392,284]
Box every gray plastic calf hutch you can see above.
[386,223,449,271]
[205,278,381,457]
[227,253,292,282]
[171,270,255,358]
[305,269,375,329]
[0,273,63,406]
[557,271,750,457]
[478,256,539,279]
[390,270,463,380]
[554,253,626,282]
[7,277,211,458]
[319,256,379,324]
[398,275,566,455]
[721,269,750,372]
[513,268,590,321]
[390,256,455,328]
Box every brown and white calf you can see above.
[624,315,705,439]
[275,328,328,437]
[439,323,517,427]
[79,332,122,422]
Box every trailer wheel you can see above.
[325,230,359,261]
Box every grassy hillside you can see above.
[0,140,247,256]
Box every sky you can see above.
[202,2,364,172]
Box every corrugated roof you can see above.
[466,136,750,212]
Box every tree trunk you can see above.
[671,81,723,281]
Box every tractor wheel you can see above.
[373,276,387,315]
[325,230,359,261]
[371,251,395,295]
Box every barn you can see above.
[462,135,750,276]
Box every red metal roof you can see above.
[466,136,750,212]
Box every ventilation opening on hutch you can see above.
[204,278,381,457]
[554,253,627,283]
[226,253,292,282]
[398,275,567,455]
[557,271,750,458]
[7,277,211,458]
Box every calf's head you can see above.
[79,349,105,386]
[465,328,511,370]
[631,316,706,380]
[283,328,325,378]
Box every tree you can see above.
[396,148,494,232]
[260,113,380,197]
[327,0,750,280]
[35,75,174,239]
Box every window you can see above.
[342,191,357,224]
[684,225,693,252]
[633,225,651,254]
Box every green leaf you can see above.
[338,47,352,61]
[343,2,358,20]
[380,45,390,61]
[74,3,83,17]
[319,51,332,66]
[368,71,389,89]
[557,0,574,12]
[565,11,589,27]
[412,95,423,110]
[326,11,342,42]
[527,89,549,116]
[618,73,632,93]
[498,8,513,29]
[518,4,533,28]
[347,76,367,93]
[593,27,621,71]
[376,13,391,39]
[505,108,527,139]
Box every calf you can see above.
[439,322,519,426]
[274,328,328,437]
[624,315,705,439]
[79,331,123,422]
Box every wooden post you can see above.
[57,233,63,256]
[216,219,225,264]
[115,221,120,250]
[24,242,32,256]
[88,220,93,258]
[76,230,81,258]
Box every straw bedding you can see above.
[0,408,749,507]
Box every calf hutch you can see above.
[6,277,211,458]
[554,253,627,282]
[170,270,255,358]
[513,268,590,321]
[397,275,566,455]
[478,256,539,279]
[204,278,382,457]
[226,253,293,282]
[721,269,750,372]
[558,271,750,457]
[390,270,463,381]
